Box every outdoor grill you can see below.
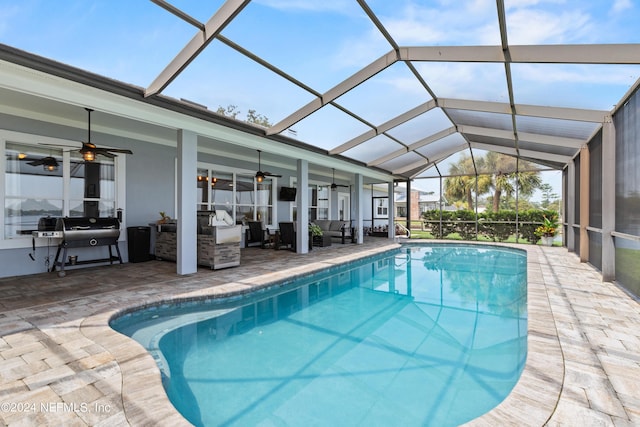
[50,217,123,277]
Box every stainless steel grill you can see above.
[51,217,123,277]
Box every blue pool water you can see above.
[111,244,527,426]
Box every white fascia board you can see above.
[0,59,393,182]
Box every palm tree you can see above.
[484,153,541,211]
[444,154,491,210]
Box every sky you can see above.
[1,0,639,201]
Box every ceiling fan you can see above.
[78,108,133,161]
[331,168,349,190]
[40,108,133,161]
[27,156,60,171]
[255,149,281,182]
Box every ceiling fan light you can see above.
[256,172,264,183]
[18,152,27,159]
[43,157,58,171]
[82,149,96,162]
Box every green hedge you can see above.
[422,209,558,243]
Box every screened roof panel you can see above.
[413,62,509,102]
[464,134,515,148]
[219,1,387,92]
[504,0,640,45]
[517,141,577,157]
[341,135,404,164]
[164,40,317,125]
[445,109,514,132]
[369,1,502,46]
[1,0,640,179]
[515,115,600,140]
[386,108,452,144]
[510,63,640,110]
[1,2,198,87]
[285,104,370,151]
[415,133,467,161]
[334,62,432,125]
[378,152,425,172]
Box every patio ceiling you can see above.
[1,0,640,180]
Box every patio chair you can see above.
[245,221,269,248]
[277,222,296,251]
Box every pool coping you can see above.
[79,241,562,426]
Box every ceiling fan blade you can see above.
[94,149,116,158]
[39,142,78,149]
[264,172,282,178]
[105,148,133,154]
[27,159,45,166]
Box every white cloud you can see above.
[612,0,633,14]
[517,64,639,86]
[255,0,359,14]
[379,2,499,45]
[507,9,592,44]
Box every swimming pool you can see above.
[111,244,527,426]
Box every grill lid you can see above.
[56,217,121,242]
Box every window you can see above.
[2,132,123,244]
[197,165,276,226]
[309,185,329,221]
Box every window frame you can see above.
[196,162,277,228]
[1,130,127,249]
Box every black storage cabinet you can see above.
[127,226,151,263]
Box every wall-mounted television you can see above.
[279,186,297,201]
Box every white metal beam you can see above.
[470,142,517,156]
[471,142,571,163]
[510,44,640,64]
[439,98,607,122]
[459,125,585,148]
[400,44,640,65]
[145,0,250,97]
[517,131,585,148]
[400,46,505,62]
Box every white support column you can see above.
[601,116,616,281]
[176,129,198,275]
[579,145,590,262]
[330,187,339,219]
[387,182,395,239]
[354,174,364,244]
[566,161,576,252]
[296,159,309,254]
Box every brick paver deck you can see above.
[1,240,638,426]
